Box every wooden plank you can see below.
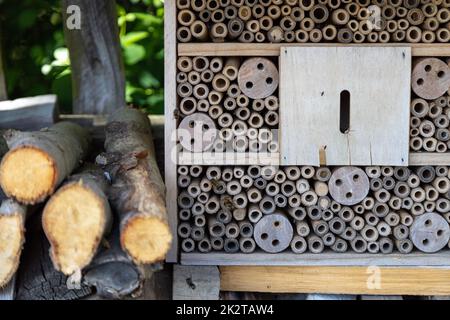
[176,148,450,167]
[164,0,178,263]
[409,153,450,165]
[173,265,220,300]
[0,95,59,131]
[280,47,410,166]
[178,43,450,57]
[181,251,450,267]
[178,152,280,166]
[220,266,450,295]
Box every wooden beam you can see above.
[178,43,450,57]
[164,0,178,263]
[0,95,58,131]
[181,251,450,267]
[62,0,125,114]
[409,153,450,165]
[220,266,450,296]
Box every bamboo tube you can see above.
[341,227,356,241]
[351,237,367,253]
[228,18,245,38]
[291,7,305,22]
[224,238,239,253]
[337,28,353,43]
[211,23,228,41]
[280,4,292,16]
[191,20,209,41]
[188,70,201,85]
[178,9,196,26]
[235,107,250,121]
[365,213,380,226]
[406,26,422,42]
[308,236,324,254]
[437,8,450,23]
[223,57,240,81]
[367,32,379,42]
[267,5,281,19]
[437,28,450,42]
[238,5,252,21]
[227,84,241,98]
[300,0,315,11]
[295,30,309,42]
[267,26,284,42]
[300,18,315,31]
[310,4,329,23]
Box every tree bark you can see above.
[0,122,91,204]
[42,165,112,276]
[16,214,92,300]
[96,108,172,265]
[62,0,125,114]
[83,222,143,299]
[0,200,27,287]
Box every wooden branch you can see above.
[42,165,112,276]
[0,122,91,204]
[15,214,92,300]
[62,0,125,114]
[0,95,59,131]
[0,200,27,287]
[96,108,172,265]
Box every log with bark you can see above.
[0,122,91,204]
[15,214,92,300]
[0,200,27,288]
[83,222,143,299]
[96,108,172,265]
[42,165,112,276]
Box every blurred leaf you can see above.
[123,44,146,65]
[121,31,149,46]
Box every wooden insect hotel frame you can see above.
[165,0,450,295]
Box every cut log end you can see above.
[0,147,56,204]
[121,216,172,265]
[43,183,108,275]
[0,214,25,287]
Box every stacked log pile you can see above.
[178,165,450,254]
[0,108,171,299]
[177,56,279,153]
[410,57,450,152]
[176,0,450,43]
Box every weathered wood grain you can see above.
[62,0,125,114]
[181,251,450,266]
[178,43,450,57]
[165,0,179,262]
[220,266,450,295]
[280,47,411,166]
[0,95,58,131]
[173,265,220,300]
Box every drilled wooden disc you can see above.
[410,212,450,253]
[254,213,293,253]
[238,58,279,99]
[412,58,450,100]
[178,113,217,152]
[328,167,369,206]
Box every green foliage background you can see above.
[0,0,164,114]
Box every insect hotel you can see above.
[165,0,450,296]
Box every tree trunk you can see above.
[62,0,125,115]
[42,165,112,276]
[96,108,172,265]
[83,222,143,299]
[16,214,92,300]
[0,122,91,204]
[0,200,27,287]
